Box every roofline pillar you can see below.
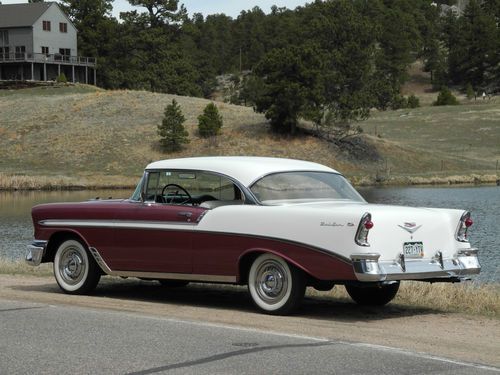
[31,62,34,81]
[72,65,75,83]
[44,63,47,81]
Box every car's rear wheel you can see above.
[248,253,305,315]
[345,282,400,306]
[53,239,101,294]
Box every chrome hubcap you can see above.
[254,260,288,304]
[58,246,86,285]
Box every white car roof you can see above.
[146,156,340,187]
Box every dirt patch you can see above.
[1,274,498,367]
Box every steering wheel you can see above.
[160,183,193,205]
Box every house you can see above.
[0,2,96,84]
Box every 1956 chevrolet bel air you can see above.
[26,157,480,314]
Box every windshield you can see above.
[250,172,365,204]
[130,175,144,201]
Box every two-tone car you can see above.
[26,157,480,314]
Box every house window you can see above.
[41,46,49,55]
[59,48,70,56]
[15,46,26,59]
[0,46,9,59]
[0,30,8,45]
[59,22,68,33]
[42,20,51,31]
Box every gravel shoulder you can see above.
[1,274,499,367]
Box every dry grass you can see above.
[0,83,498,190]
[0,173,137,190]
[0,258,53,277]
[1,257,497,318]
[308,281,500,318]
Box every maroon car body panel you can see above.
[32,200,355,282]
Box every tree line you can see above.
[59,0,500,135]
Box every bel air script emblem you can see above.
[398,222,422,234]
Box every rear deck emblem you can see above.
[398,222,422,234]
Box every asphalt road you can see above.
[1,299,498,375]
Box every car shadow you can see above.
[11,277,440,321]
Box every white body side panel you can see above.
[197,202,471,262]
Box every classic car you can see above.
[26,157,481,314]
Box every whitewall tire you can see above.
[248,253,305,315]
[53,239,101,294]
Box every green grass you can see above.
[361,99,500,173]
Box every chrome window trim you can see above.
[144,168,258,205]
[249,171,365,205]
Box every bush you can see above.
[157,99,189,152]
[391,95,408,110]
[198,103,223,138]
[465,83,475,100]
[434,87,459,106]
[56,73,67,83]
[407,94,420,108]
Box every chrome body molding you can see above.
[39,219,196,230]
[351,248,481,282]
[25,240,48,267]
[89,247,236,283]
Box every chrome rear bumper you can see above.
[351,248,480,282]
[25,240,47,267]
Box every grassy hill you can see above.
[0,83,498,189]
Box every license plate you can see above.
[403,242,424,258]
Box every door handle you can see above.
[177,211,193,218]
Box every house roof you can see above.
[0,2,53,28]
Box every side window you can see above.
[145,172,160,200]
[155,170,243,205]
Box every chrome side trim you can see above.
[39,219,196,230]
[25,240,47,266]
[89,247,236,283]
[351,248,481,282]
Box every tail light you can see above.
[355,212,373,247]
[456,211,473,242]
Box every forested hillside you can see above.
[56,0,500,138]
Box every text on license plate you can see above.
[403,242,424,258]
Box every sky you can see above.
[1,1,311,19]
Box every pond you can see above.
[1,186,498,283]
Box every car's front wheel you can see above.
[345,282,400,306]
[53,239,101,294]
[248,253,305,315]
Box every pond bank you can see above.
[1,172,498,191]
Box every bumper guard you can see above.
[25,240,47,267]
[351,248,480,282]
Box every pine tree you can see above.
[157,99,189,152]
[198,103,223,138]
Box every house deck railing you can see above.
[0,52,96,66]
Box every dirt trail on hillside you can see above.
[1,275,499,367]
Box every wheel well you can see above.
[238,251,264,284]
[238,250,316,285]
[44,232,86,263]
